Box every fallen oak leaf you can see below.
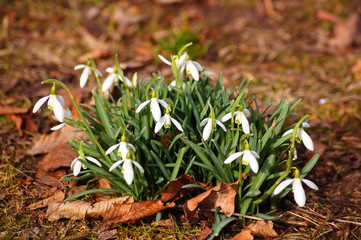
[184,181,239,221]
[46,196,133,221]
[100,199,175,229]
[246,220,278,238]
[28,190,65,210]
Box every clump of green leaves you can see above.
[34,42,319,223]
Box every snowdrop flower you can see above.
[274,168,318,207]
[283,122,314,151]
[155,108,183,133]
[200,114,227,141]
[32,85,65,122]
[51,108,72,131]
[71,155,102,177]
[109,152,144,185]
[102,67,132,92]
[132,72,138,88]
[105,135,136,160]
[159,53,203,81]
[74,61,102,88]
[136,90,169,122]
[221,105,250,134]
[224,142,259,174]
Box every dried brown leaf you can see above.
[197,225,213,240]
[161,174,211,202]
[46,196,133,221]
[0,106,29,114]
[230,229,254,240]
[36,143,77,179]
[27,124,86,155]
[184,181,239,221]
[246,220,278,238]
[28,190,65,210]
[101,199,175,229]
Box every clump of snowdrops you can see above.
[33,43,319,220]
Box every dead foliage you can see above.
[246,220,278,238]
[230,229,254,240]
[184,181,239,221]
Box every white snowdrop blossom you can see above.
[105,135,136,161]
[273,169,318,207]
[32,85,66,122]
[221,105,250,134]
[71,156,102,177]
[74,62,102,88]
[51,108,72,131]
[283,122,314,151]
[224,142,260,174]
[200,115,227,141]
[109,152,144,185]
[159,53,203,81]
[102,67,132,92]
[155,108,183,133]
[136,91,169,122]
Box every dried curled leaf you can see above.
[184,181,239,221]
[101,199,175,229]
[246,220,278,238]
[46,196,133,221]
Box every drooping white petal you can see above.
[221,112,233,122]
[158,55,171,65]
[155,116,166,133]
[224,152,243,164]
[109,160,124,172]
[158,99,169,109]
[126,143,136,153]
[302,122,310,128]
[192,61,203,71]
[282,129,294,137]
[240,112,250,134]
[177,54,187,68]
[85,156,102,167]
[50,96,65,122]
[136,100,151,113]
[151,99,161,122]
[200,118,209,127]
[72,160,83,177]
[80,67,91,88]
[51,123,66,131]
[74,64,86,70]
[123,76,133,88]
[293,178,306,207]
[202,119,213,141]
[106,67,114,73]
[170,117,183,132]
[186,61,199,81]
[132,161,144,173]
[243,108,250,115]
[56,95,66,107]
[102,74,116,92]
[123,160,134,185]
[300,130,314,151]
[301,179,318,190]
[33,96,50,113]
[245,151,259,173]
[105,143,120,155]
[273,179,293,195]
[250,150,260,159]
[70,157,80,169]
[215,119,227,132]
